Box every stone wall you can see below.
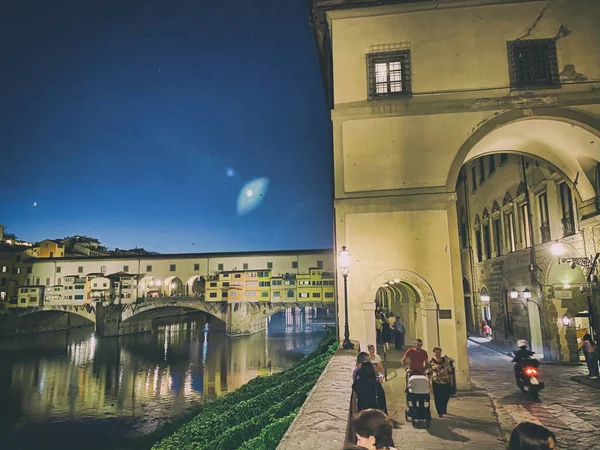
[277,349,355,450]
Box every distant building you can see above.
[0,249,333,310]
[61,236,110,257]
[35,240,65,258]
[0,244,33,311]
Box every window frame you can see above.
[507,39,560,90]
[366,50,412,100]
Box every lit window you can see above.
[367,50,412,99]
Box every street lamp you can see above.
[523,288,532,299]
[510,288,518,299]
[554,252,600,343]
[338,245,354,349]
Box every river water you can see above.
[0,307,335,450]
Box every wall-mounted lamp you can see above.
[510,288,518,299]
[561,314,570,326]
[523,288,532,299]
[480,293,490,302]
[551,241,566,257]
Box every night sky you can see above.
[0,0,333,254]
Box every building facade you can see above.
[458,153,600,362]
[0,249,334,311]
[310,0,600,386]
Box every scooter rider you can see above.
[512,339,534,381]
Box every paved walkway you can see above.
[380,347,505,450]
[468,339,600,449]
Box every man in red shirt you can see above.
[401,339,429,374]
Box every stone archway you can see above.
[447,107,600,202]
[365,269,440,353]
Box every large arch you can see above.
[446,108,600,201]
[365,269,440,352]
[186,275,206,297]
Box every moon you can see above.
[33,202,38,207]
[237,178,269,216]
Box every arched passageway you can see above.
[453,110,600,361]
[367,270,440,354]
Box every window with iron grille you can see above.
[507,39,559,89]
[367,50,412,99]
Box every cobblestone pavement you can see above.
[381,348,505,449]
[468,340,600,450]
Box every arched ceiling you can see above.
[463,119,600,201]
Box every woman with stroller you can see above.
[352,362,388,414]
[580,333,599,379]
[426,346,454,417]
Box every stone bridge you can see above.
[4,297,332,337]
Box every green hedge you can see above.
[152,330,337,450]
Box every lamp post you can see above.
[338,245,354,349]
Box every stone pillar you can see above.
[95,303,122,337]
[226,302,267,336]
[363,301,377,349]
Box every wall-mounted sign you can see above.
[439,309,452,319]
[554,290,573,299]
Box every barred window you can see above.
[507,39,559,89]
[367,50,411,99]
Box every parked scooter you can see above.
[510,340,545,400]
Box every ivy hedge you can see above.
[152,330,337,450]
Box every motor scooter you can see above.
[511,355,545,400]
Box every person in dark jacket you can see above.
[352,362,387,414]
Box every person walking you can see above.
[426,346,454,417]
[581,333,599,379]
[353,351,370,382]
[376,314,383,344]
[367,344,384,382]
[381,314,393,351]
[352,362,388,414]
[393,316,405,349]
[401,339,428,375]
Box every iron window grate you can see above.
[507,39,559,89]
[367,50,412,100]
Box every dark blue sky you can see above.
[0,0,333,253]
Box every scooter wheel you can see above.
[530,389,540,401]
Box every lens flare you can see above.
[237,177,269,216]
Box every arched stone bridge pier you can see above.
[96,298,328,337]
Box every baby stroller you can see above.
[405,372,432,428]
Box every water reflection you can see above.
[0,308,334,450]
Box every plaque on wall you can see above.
[439,309,452,319]
[554,290,573,299]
